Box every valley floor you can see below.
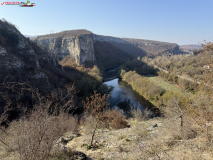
[146,75,192,98]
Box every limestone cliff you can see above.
[33,30,183,66]
[33,30,95,65]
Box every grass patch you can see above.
[130,119,138,126]
[118,135,126,140]
[146,76,191,98]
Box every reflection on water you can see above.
[104,78,155,111]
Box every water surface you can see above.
[104,78,155,111]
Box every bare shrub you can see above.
[81,113,108,134]
[130,106,152,122]
[82,109,129,132]
[49,147,76,160]
[107,109,129,129]
[0,82,78,160]
[110,117,128,129]
[161,94,197,141]
[1,105,78,160]
[185,92,213,144]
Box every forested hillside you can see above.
[180,44,203,52]
[153,43,213,86]
[122,38,182,56]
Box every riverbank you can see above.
[121,71,165,107]
[103,67,119,82]
[104,78,156,112]
[120,70,190,111]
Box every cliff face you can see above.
[33,33,146,66]
[0,20,67,115]
[0,20,45,84]
[33,30,183,66]
[93,34,128,43]
[0,19,65,92]
[33,31,95,65]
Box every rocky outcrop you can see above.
[0,20,75,117]
[33,31,95,65]
[93,34,128,43]
[0,19,64,91]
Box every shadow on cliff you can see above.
[0,60,114,124]
[94,41,147,72]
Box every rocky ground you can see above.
[1,116,213,160]
[61,117,212,160]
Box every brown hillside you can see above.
[180,44,203,52]
[122,38,181,56]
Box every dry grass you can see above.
[73,92,213,159]
[0,105,79,160]
[81,114,96,134]
[66,113,213,160]
[130,106,152,122]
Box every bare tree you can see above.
[82,90,110,147]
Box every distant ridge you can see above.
[122,38,181,56]
[24,35,37,39]
[180,44,203,52]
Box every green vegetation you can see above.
[153,51,213,85]
[121,71,165,106]
[118,58,157,76]
[146,76,191,98]
[118,57,194,109]
[159,70,198,93]
[88,65,103,82]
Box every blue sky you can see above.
[0,0,212,45]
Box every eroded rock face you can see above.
[0,20,60,90]
[33,32,95,65]
[0,46,7,56]
[33,30,183,66]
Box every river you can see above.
[103,69,158,114]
